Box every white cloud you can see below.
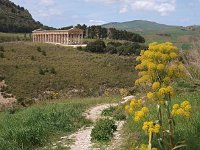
[119,6,128,14]
[89,19,106,25]
[34,8,62,18]
[86,0,176,16]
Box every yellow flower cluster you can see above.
[125,98,142,114]
[139,144,157,150]
[172,101,192,118]
[134,107,149,121]
[125,98,149,121]
[142,121,160,133]
[135,42,187,91]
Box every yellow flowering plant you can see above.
[126,42,192,150]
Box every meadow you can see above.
[0,96,119,150]
[0,42,137,100]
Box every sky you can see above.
[10,0,200,28]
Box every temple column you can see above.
[32,35,35,42]
[78,34,80,44]
[62,34,64,44]
[67,34,69,45]
[39,34,41,42]
[81,34,83,44]
[58,34,60,43]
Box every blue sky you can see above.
[11,0,200,28]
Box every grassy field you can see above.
[0,32,31,43]
[0,96,120,150]
[0,42,137,100]
[122,90,200,150]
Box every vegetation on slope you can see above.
[0,96,119,150]
[0,0,52,32]
[0,42,137,100]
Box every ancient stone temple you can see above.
[32,28,84,45]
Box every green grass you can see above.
[0,96,120,150]
[0,32,31,43]
[0,42,137,100]
[122,92,200,150]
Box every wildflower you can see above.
[142,121,160,133]
[166,86,175,95]
[134,111,145,121]
[141,107,149,113]
[152,82,160,90]
[158,87,167,95]
[147,92,154,99]
[172,101,192,118]
[169,52,178,59]
[157,64,165,71]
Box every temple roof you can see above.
[32,28,83,33]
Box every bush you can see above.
[37,46,41,52]
[102,106,126,121]
[107,41,122,47]
[116,42,143,56]
[0,46,4,52]
[105,45,117,54]
[50,67,56,74]
[39,68,45,75]
[77,46,82,51]
[0,75,5,81]
[0,52,4,58]
[91,118,117,142]
[31,56,35,61]
[42,51,46,56]
[86,40,106,53]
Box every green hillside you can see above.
[102,20,177,32]
[0,42,137,100]
[0,0,51,32]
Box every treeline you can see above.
[78,40,147,56]
[0,0,53,33]
[61,24,145,43]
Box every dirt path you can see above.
[49,103,119,150]
[69,103,118,150]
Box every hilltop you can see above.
[102,20,178,32]
[0,0,52,33]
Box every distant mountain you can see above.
[0,0,52,33]
[102,20,179,32]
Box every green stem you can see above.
[165,94,175,149]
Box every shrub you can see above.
[39,68,45,75]
[91,118,117,142]
[0,46,4,52]
[37,46,41,52]
[107,41,122,47]
[0,52,4,58]
[77,46,82,51]
[105,45,117,54]
[86,40,106,53]
[0,75,5,81]
[102,106,126,121]
[31,56,35,61]
[42,51,46,56]
[50,67,56,74]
